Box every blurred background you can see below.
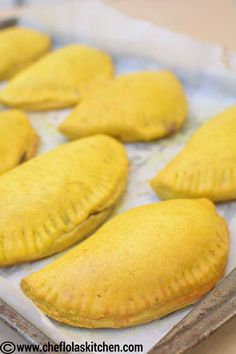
[1,0,236,51]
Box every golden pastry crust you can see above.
[0,45,113,111]
[151,106,236,201]
[0,135,128,266]
[0,27,51,81]
[59,70,187,142]
[0,109,38,175]
[21,199,229,328]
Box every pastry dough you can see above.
[0,110,38,175]
[0,135,128,266]
[0,27,50,81]
[0,45,113,111]
[151,106,236,201]
[21,199,228,328]
[59,70,187,141]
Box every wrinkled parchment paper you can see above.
[1,1,236,352]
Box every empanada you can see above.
[21,199,228,328]
[0,27,50,81]
[0,45,113,111]
[151,106,236,201]
[0,110,38,175]
[59,70,187,142]
[0,135,128,266]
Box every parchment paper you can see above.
[0,1,236,352]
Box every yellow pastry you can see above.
[0,27,50,81]
[21,199,228,328]
[59,70,187,142]
[0,45,113,111]
[0,135,128,266]
[151,106,236,201]
[0,109,38,175]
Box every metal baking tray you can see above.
[1,1,236,353]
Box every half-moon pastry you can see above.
[0,27,50,81]
[0,109,38,175]
[151,106,236,202]
[21,199,228,328]
[0,135,128,266]
[59,70,187,142]
[0,45,113,111]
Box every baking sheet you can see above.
[0,1,236,352]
